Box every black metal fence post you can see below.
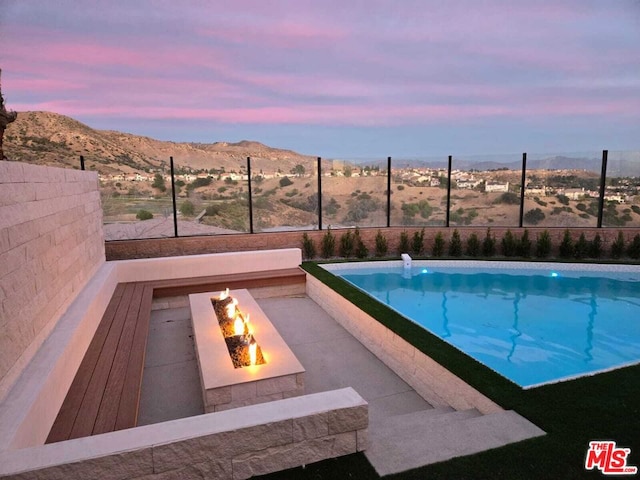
[80,155,85,170]
[445,155,452,227]
[169,156,178,237]
[317,157,322,230]
[597,149,608,228]
[247,157,254,234]
[519,152,527,228]
[386,156,392,227]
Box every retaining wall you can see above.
[0,161,104,400]
[105,226,640,261]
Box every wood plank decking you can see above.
[46,268,306,444]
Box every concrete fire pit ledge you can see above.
[190,289,306,412]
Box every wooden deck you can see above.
[46,268,306,444]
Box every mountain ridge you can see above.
[4,111,316,174]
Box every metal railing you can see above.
[88,149,640,241]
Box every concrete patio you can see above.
[139,292,545,477]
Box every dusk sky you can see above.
[1,1,639,159]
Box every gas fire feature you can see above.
[211,289,266,368]
[189,289,305,412]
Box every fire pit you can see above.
[190,289,305,412]
[211,289,266,368]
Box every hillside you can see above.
[3,111,315,174]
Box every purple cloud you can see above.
[1,0,638,156]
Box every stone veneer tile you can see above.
[6,449,153,480]
[231,432,357,480]
[356,428,368,452]
[133,459,232,480]
[255,375,298,396]
[152,420,293,473]
[328,406,368,435]
[231,382,257,402]
[206,386,232,406]
[292,412,329,442]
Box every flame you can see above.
[225,302,236,318]
[219,288,229,300]
[249,338,258,365]
[233,315,245,336]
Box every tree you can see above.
[152,173,166,192]
[0,69,18,160]
[291,164,306,177]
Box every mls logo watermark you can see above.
[585,441,637,475]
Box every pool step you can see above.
[365,408,545,477]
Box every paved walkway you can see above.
[138,293,544,476]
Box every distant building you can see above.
[525,186,547,197]
[485,182,509,193]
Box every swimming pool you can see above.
[322,261,640,388]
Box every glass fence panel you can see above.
[523,151,602,228]
[450,154,521,227]
[176,158,250,235]
[252,157,318,232]
[100,167,175,241]
[321,158,388,228]
[389,157,447,227]
[604,150,640,228]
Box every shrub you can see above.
[374,230,388,257]
[590,234,602,258]
[397,185,405,191]
[340,230,355,257]
[535,230,552,258]
[466,233,481,257]
[354,227,368,258]
[301,233,316,259]
[399,230,410,254]
[611,231,625,258]
[321,228,336,258]
[279,176,293,187]
[627,234,640,259]
[524,208,545,225]
[557,194,570,205]
[136,209,153,221]
[482,228,496,257]
[411,228,425,255]
[189,177,212,189]
[518,229,532,257]
[494,192,519,205]
[432,232,445,257]
[632,205,640,215]
[448,229,462,257]
[574,233,589,259]
[501,230,517,257]
[180,200,195,216]
[559,229,574,258]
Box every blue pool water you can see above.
[324,262,640,388]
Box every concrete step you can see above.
[370,406,474,430]
[365,409,545,477]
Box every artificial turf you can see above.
[258,261,640,479]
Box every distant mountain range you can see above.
[383,153,640,176]
[4,111,639,176]
[4,111,315,175]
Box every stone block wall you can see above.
[0,161,105,399]
[0,388,368,480]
